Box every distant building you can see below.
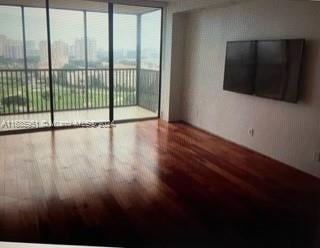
[5,40,23,59]
[73,38,97,62]
[52,40,69,68]
[26,40,36,51]
[0,34,6,57]
[0,35,24,59]
[114,50,125,59]
[39,40,48,68]
[69,44,75,58]
[39,40,69,68]
[74,38,85,61]
[26,40,39,58]
[87,39,97,62]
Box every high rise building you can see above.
[26,40,38,58]
[87,39,97,62]
[74,38,85,61]
[52,40,69,68]
[69,44,75,58]
[26,40,36,51]
[39,40,48,68]
[73,38,97,62]
[0,35,24,60]
[0,34,6,57]
[5,40,23,59]
[39,40,69,68]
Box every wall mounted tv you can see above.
[223,39,305,103]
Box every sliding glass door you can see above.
[0,5,25,132]
[113,4,162,121]
[49,0,109,127]
[0,1,51,132]
[86,9,110,124]
[0,1,162,133]
[24,4,51,129]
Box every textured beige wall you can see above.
[180,0,320,178]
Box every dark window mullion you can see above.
[21,6,30,113]
[45,0,54,126]
[108,3,114,123]
[84,10,89,110]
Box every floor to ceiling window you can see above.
[113,5,162,121]
[140,9,162,116]
[50,2,84,127]
[49,0,110,127]
[0,1,162,133]
[0,2,51,132]
[24,4,51,130]
[0,5,24,132]
[86,9,110,123]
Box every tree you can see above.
[1,95,27,108]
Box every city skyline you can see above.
[0,3,161,70]
[0,33,160,69]
[0,34,160,57]
[0,5,161,52]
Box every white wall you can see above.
[161,0,244,121]
[168,13,187,121]
[175,0,320,178]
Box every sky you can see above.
[0,5,161,52]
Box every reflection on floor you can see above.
[0,106,157,131]
[0,120,319,247]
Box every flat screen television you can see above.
[223,39,305,103]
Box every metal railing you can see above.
[0,68,159,115]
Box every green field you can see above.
[0,79,136,114]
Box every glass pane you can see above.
[113,5,161,121]
[87,12,108,68]
[0,3,51,132]
[49,0,109,127]
[87,11,109,120]
[24,6,51,130]
[140,10,161,115]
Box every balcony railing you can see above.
[0,68,159,115]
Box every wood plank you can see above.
[0,120,319,247]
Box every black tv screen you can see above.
[223,41,256,95]
[223,39,305,103]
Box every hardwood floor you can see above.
[0,120,319,248]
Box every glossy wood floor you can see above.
[0,120,320,248]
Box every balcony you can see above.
[0,68,159,131]
[0,3,162,133]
